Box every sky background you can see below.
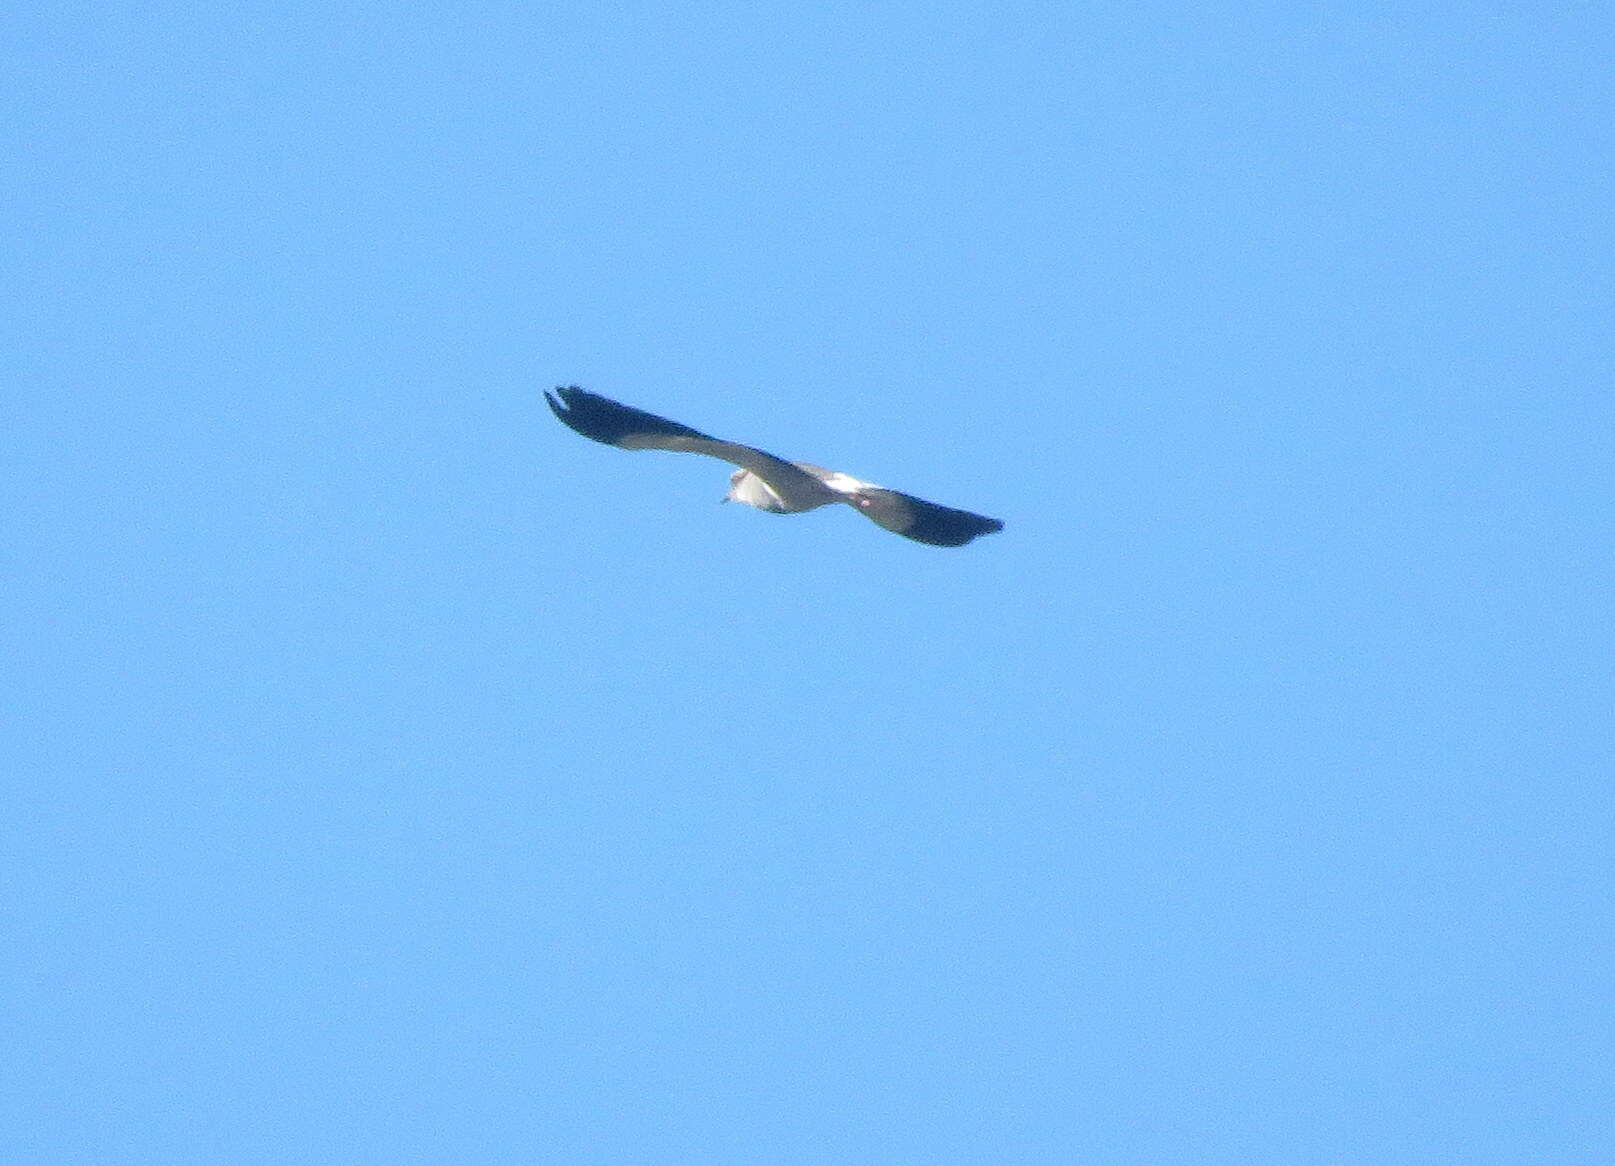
[5,3,1612,1162]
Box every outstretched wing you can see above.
[851,488,1004,547]
[544,385,716,448]
[545,385,821,491]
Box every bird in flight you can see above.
[545,386,1004,547]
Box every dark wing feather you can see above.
[853,488,1004,547]
[544,385,716,447]
[545,385,830,503]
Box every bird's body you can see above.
[544,386,1003,547]
[724,462,862,514]
[724,462,841,513]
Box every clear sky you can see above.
[6,3,1611,1162]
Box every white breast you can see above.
[727,466,844,513]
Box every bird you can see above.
[544,386,1004,548]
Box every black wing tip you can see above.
[922,521,1004,548]
[545,385,711,447]
[903,502,1004,547]
[543,385,581,419]
[546,384,592,414]
[851,487,1004,547]
[544,385,619,445]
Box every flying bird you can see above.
[545,386,1003,547]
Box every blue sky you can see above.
[6,3,1611,1161]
